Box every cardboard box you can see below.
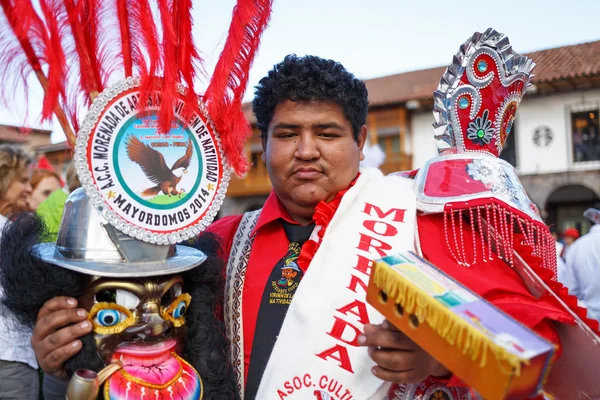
[366,252,556,400]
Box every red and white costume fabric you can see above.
[387,29,600,399]
[216,166,598,399]
[215,28,600,400]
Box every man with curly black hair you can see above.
[213,54,448,399]
[28,55,449,399]
[251,55,370,224]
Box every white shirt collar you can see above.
[0,214,8,232]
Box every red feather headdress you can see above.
[0,0,271,175]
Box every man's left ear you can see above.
[261,136,267,163]
[358,125,368,161]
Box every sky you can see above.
[2,0,600,143]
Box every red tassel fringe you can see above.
[444,199,598,336]
[443,199,557,278]
[514,232,600,335]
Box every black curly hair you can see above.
[252,54,368,140]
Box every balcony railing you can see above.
[379,153,413,175]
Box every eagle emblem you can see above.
[125,135,193,200]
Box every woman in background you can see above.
[27,168,62,211]
[0,145,39,400]
[562,227,580,260]
[36,162,80,242]
[0,145,33,228]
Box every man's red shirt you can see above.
[206,189,565,391]
[206,190,305,380]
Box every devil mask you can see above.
[0,207,237,399]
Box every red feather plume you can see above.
[204,0,274,175]
[173,0,200,117]
[1,0,273,173]
[38,0,68,120]
[130,0,160,121]
[156,0,177,134]
[129,0,159,79]
[0,0,75,143]
[81,0,104,93]
[0,0,46,113]
[116,0,132,76]
[62,0,102,102]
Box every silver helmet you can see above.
[34,188,206,277]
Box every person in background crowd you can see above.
[563,204,600,322]
[0,145,39,400]
[550,226,564,260]
[561,227,580,259]
[0,146,33,222]
[27,168,62,211]
[360,139,386,169]
[36,162,81,242]
[65,161,81,193]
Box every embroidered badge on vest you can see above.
[270,242,303,304]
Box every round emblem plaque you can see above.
[74,77,229,244]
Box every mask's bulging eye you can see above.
[173,301,187,319]
[96,309,121,327]
[89,303,134,334]
[161,293,191,327]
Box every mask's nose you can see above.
[125,301,172,341]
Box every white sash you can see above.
[256,168,418,400]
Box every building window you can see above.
[376,127,401,156]
[499,121,517,168]
[571,108,600,163]
[377,135,401,155]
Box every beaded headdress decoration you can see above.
[432,29,534,156]
[415,29,556,273]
